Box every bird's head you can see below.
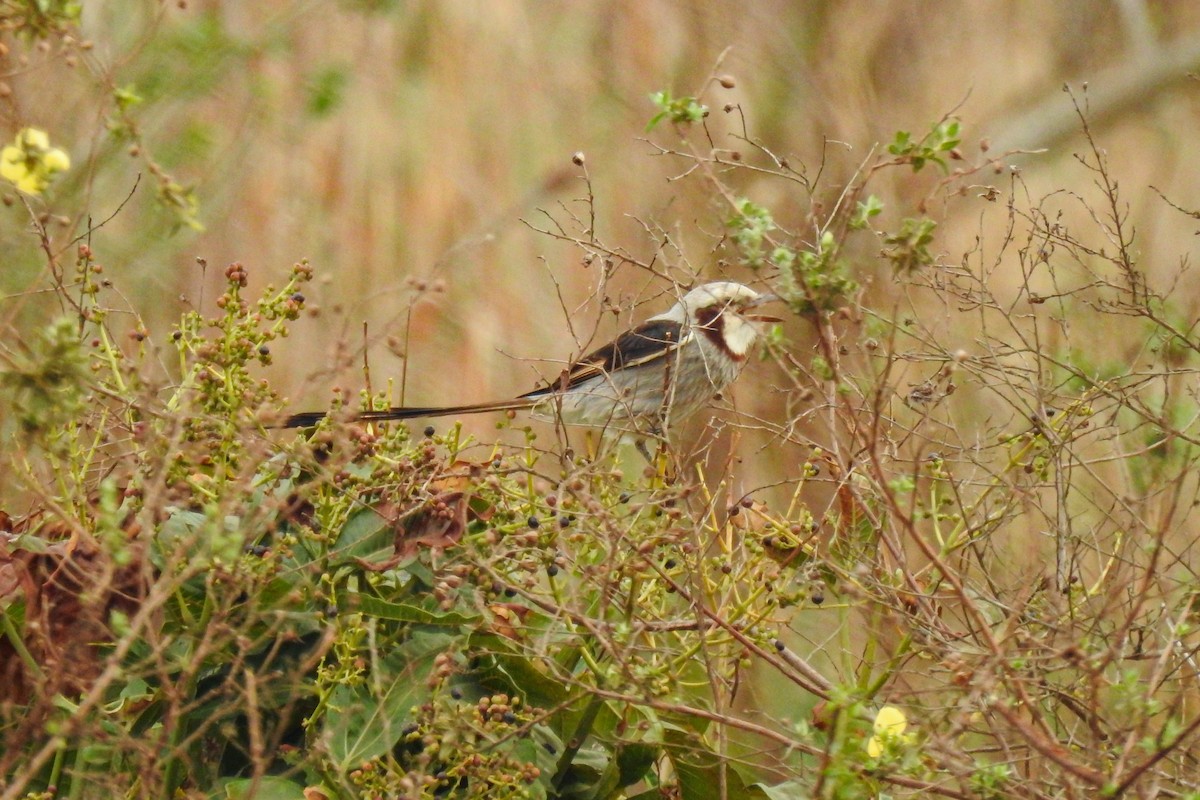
[661,281,782,360]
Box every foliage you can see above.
[646,90,708,131]
[0,0,80,39]
[881,217,937,274]
[886,118,962,173]
[4,10,1200,800]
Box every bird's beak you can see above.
[744,292,783,323]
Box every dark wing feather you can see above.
[520,319,686,398]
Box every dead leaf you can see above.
[487,603,532,641]
[355,460,493,570]
[0,509,147,704]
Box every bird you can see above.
[281,281,781,437]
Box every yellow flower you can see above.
[19,127,49,149]
[0,127,71,195]
[867,705,912,758]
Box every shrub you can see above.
[4,11,1200,800]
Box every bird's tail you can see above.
[280,397,540,429]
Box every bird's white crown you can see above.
[664,281,764,321]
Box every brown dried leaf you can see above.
[0,510,148,704]
[487,602,532,641]
[355,460,493,570]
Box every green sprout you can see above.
[887,118,961,173]
[882,217,938,273]
[646,89,708,131]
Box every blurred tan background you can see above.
[6,1,1200,479]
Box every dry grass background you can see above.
[3,0,1200,527]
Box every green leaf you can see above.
[850,195,884,230]
[347,593,479,626]
[727,198,777,267]
[645,89,707,131]
[559,742,656,800]
[751,780,812,799]
[332,506,395,564]
[658,725,777,800]
[471,634,569,706]
[554,746,609,798]
[882,217,938,273]
[114,84,143,111]
[887,130,911,155]
[614,742,658,791]
[886,119,961,173]
[153,508,241,568]
[673,756,772,800]
[323,630,454,768]
[223,776,307,800]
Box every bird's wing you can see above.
[521,318,688,398]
